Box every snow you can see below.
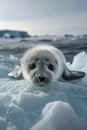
[0,51,87,130]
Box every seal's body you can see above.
[8,45,85,86]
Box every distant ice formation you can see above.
[0,30,30,38]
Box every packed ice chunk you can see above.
[71,51,87,71]
[9,55,18,61]
[13,92,48,111]
[30,101,80,130]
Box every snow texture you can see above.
[0,51,87,130]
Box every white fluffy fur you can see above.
[21,45,66,82]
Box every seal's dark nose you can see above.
[39,75,46,82]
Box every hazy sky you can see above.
[0,0,87,35]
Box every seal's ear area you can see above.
[62,69,86,80]
[8,69,23,79]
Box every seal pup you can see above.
[8,45,85,86]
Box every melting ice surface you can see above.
[0,52,87,130]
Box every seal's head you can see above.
[21,48,58,86]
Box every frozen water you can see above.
[71,51,87,71]
[0,51,87,130]
[30,101,80,130]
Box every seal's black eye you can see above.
[29,63,36,70]
[48,64,55,71]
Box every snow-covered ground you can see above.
[0,49,87,130]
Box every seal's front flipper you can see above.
[8,68,23,79]
[62,69,86,81]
